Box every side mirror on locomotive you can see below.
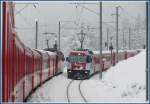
[66,57,70,62]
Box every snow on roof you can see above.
[93,50,111,54]
[35,49,56,55]
[93,49,143,54]
[34,49,45,53]
[69,50,89,55]
[46,51,56,55]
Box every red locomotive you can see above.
[2,2,64,102]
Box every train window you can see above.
[25,57,27,74]
[47,58,50,68]
[34,59,37,71]
[26,56,31,75]
[29,57,32,73]
[16,48,19,83]
[14,45,16,85]
[15,48,17,83]
[34,59,39,72]
[26,57,28,74]
[53,59,55,75]
[50,58,53,74]
[86,56,92,63]
[54,58,56,70]
[66,57,70,62]
[18,49,20,81]
[43,59,48,70]
[29,56,32,74]
[25,56,27,75]
[69,55,86,62]
[37,59,40,71]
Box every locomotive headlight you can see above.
[85,71,88,74]
[80,66,83,70]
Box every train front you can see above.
[66,51,91,80]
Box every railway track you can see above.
[66,80,74,102]
[66,80,88,103]
[78,81,88,102]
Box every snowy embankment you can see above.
[82,49,146,102]
[28,50,146,103]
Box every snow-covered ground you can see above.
[27,50,146,103]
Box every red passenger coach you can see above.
[2,2,15,102]
[2,2,64,102]
[37,50,52,82]
[13,34,26,101]
[32,50,42,88]
[24,47,33,101]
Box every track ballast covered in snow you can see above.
[28,50,146,103]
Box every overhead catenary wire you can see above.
[15,4,29,16]
[15,26,34,30]
[77,4,99,16]
[74,4,84,26]
[71,3,116,31]
[15,9,33,26]
[14,3,38,28]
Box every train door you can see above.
[86,55,93,75]
[47,54,51,78]
[31,52,34,90]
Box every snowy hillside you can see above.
[103,50,146,86]
[27,49,146,103]
[82,49,146,102]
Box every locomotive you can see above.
[66,49,93,79]
[2,2,64,102]
[66,49,140,80]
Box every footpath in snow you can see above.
[28,50,146,103]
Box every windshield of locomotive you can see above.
[69,55,86,62]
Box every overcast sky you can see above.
[14,1,146,49]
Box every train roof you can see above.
[93,50,111,54]
[70,50,88,53]
[69,50,92,56]
[43,48,57,52]
[37,49,56,55]
[46,51,56,55]
[93,49,142,54]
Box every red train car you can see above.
[66,49,140,80]
[2,2,15,102]
[2,2,64,102]
[32,50,42,88]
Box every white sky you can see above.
[14,1,146,49]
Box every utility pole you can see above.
[116,7,119,63]
[112,6,120,63]
[77,27,86,49]
[146,2,148,101]
[46,39,50,48]
[107,28,109,50]
[99,2,102,79]
[35,20,38,49]
[129,27,131,50]
[58,21,60,50]
[122,31,125,50]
